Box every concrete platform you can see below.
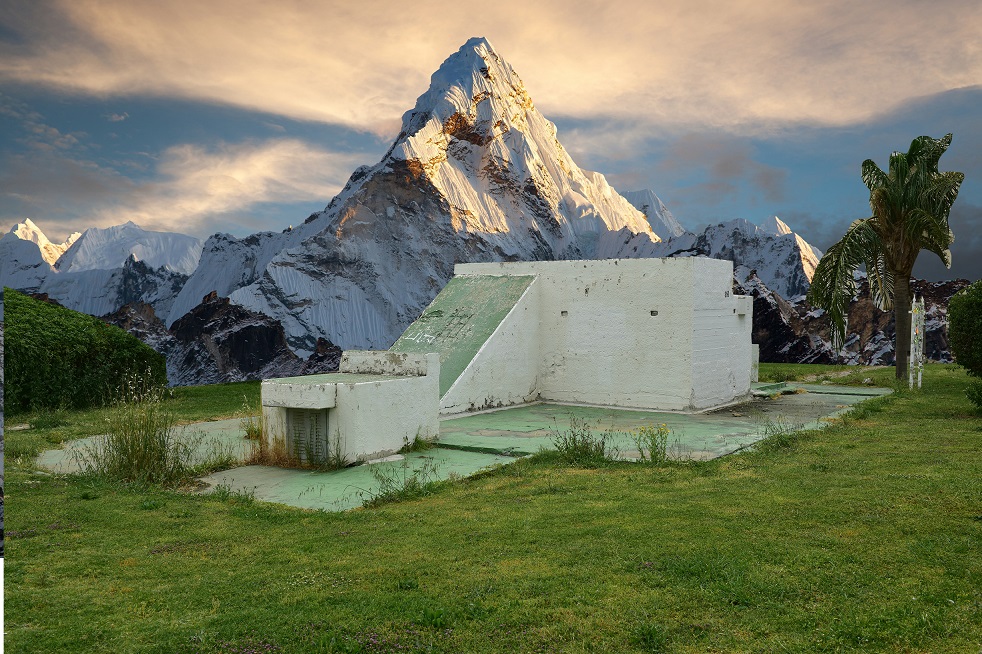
[35,383,890,511]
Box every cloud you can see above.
[106,111,128,122]
[657,133,788,204]
[1,0,979,137]
[0,138,371,240]
[0,92,86,151]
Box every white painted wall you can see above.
[455,258,752,411]
[440,279,541,414]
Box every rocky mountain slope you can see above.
[736,272,967,365]
[104,293,341,386]
[638,218,823,300]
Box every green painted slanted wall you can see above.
[390,275,534,396]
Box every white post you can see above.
[909,295,925,389]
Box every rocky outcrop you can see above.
[736,271,969,365]
[104,294,341,386]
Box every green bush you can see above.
[3,287,166,415]
[947,281,982,409]
[948,281,982,377]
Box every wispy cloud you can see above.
[105,111,128,122]
[2,0,978,137]
[0,138,371,240]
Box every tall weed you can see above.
[75,378,196,486]
[551,416,618,467]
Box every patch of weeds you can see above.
[239,396,264,441]
[420,606,449,629]
[633,622,670,652]
[633,423,671,464]
[399,432,435,453]
[360,456,444,508]
[139,499,162,510]
[752,415,806,451]
[210,482,256,504]
[74,378,199,486]
[80,490,100,500]
[29,407,68,430]
[247,423,348,472]
[551,415,619,467]
[396,578,419,591]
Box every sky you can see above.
[1,0,980,281]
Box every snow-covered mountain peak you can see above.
[620,190,687,239]
[352,36,656,254]
[55,221,204,275]
[10,219,81,265]
[759,215,792,236]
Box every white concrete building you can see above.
[261,257,754,464]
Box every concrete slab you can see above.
[437,384,890,460]
[196,448,513,511]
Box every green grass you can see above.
[5,364,981,653]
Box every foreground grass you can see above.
[5,365,981,653]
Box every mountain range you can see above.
[0,37,962,384]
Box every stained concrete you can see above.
[36,383,890,511]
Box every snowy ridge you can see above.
[0,230,53,295]
[0,220,194,321]
[620,189,688,239]
[55,221,203,275]
[11,219,80,265]
[623,217,823,300]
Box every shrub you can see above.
[948,281,982,408]
[3,288,166,415]
[948,281,982,376]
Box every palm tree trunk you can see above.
[893,273,912,380]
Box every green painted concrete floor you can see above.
[37,383,890,512]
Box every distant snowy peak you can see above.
[55,221,203,275]
[620,189,687,239]
[10,219,80,265]
[759,215,792,236]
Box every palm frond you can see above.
[862,159,888,192]
[807,218,882,350]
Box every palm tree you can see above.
[807,133,965,380]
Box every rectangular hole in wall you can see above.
[561,310,568,317]
[650,310,658,316]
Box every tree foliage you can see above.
[807,134,965,379]
[3,287,167,415]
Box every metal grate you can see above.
[287,408,329,464]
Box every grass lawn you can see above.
[4,365,981,653]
